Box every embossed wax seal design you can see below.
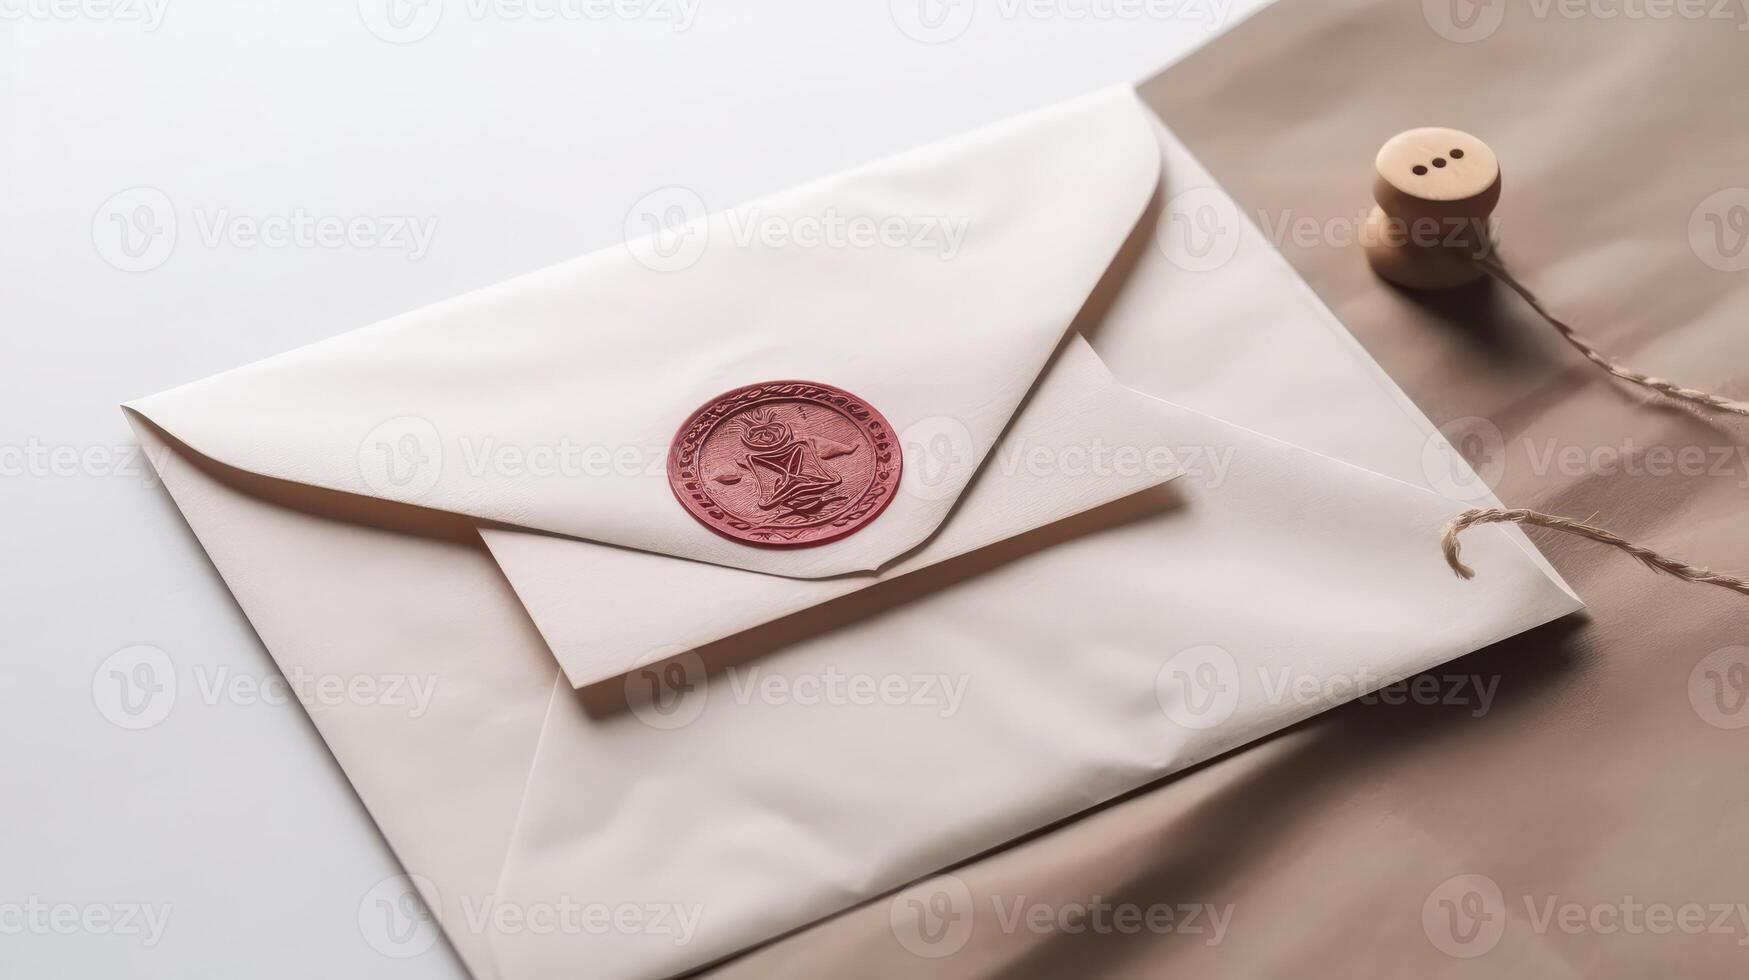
[668,381,901,548]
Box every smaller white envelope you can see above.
[126,86,1581,980]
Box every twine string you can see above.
[1478,253,1749,417]
[1418,252,1749,594]
[1441,507,1749,597]
[1445,255,1749,596]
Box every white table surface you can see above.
[0,1,1270,975]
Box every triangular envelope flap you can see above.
[123,86,1162,578]
[482,338,1186,689]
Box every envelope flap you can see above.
[482,338,1186,689]
[123,86,1162,578]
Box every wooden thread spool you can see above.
[1364,127,1501,290]
[1376,129,1749,595]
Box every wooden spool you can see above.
[1364,127,1501,290]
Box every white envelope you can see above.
[126,86,1581,979]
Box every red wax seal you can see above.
[668,381,901,548]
